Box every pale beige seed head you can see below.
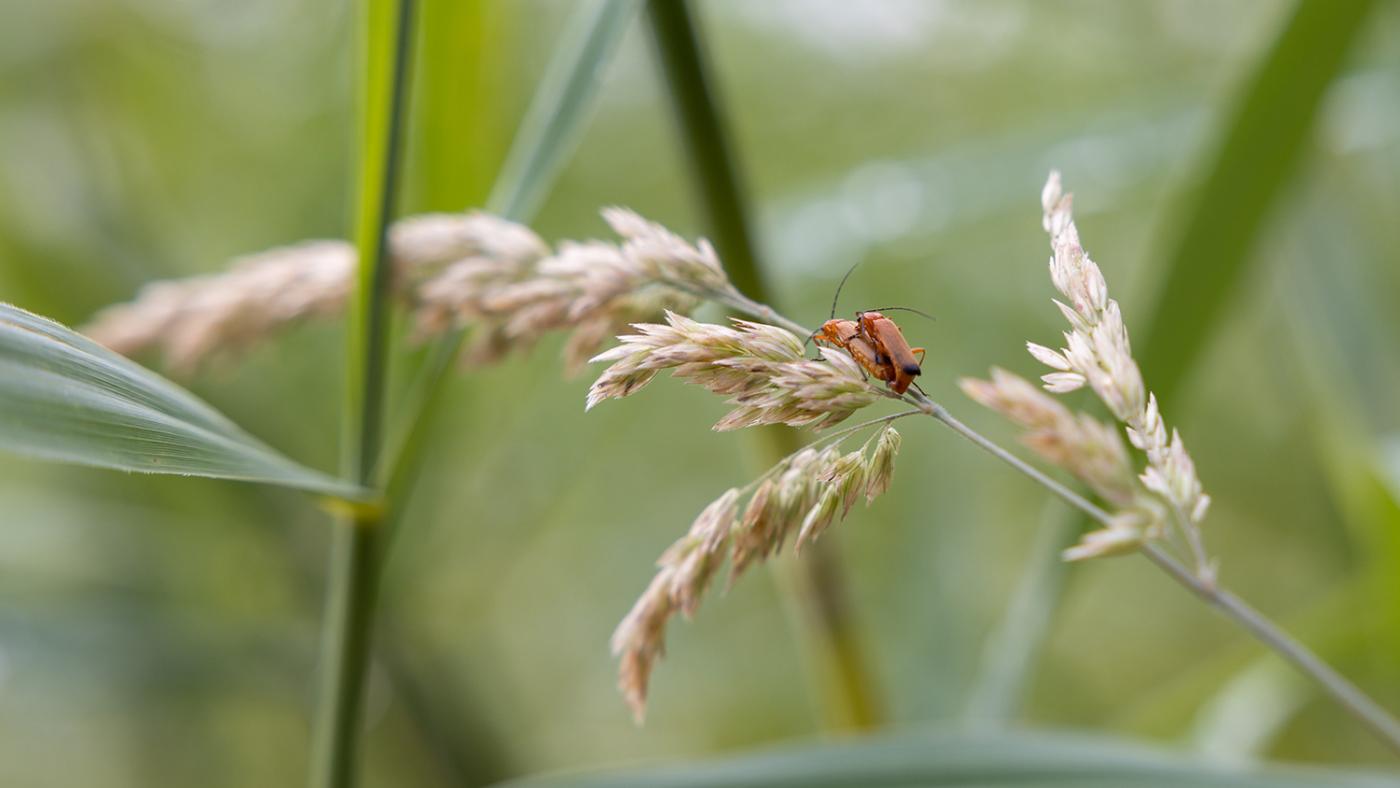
[587,313,880,431]
[390,212,549,275]
[602,207,729,291]
[663,488,739,617]
[1031,171,1210,540]
[864,426,901,502]
[85,239,355,372]
[1062,510,1152,562]
[613,427,901,721]
[87,208,702,378]
[960,367,1138,508]
[610,569,678,724]
[796,487,842,549]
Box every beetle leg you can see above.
[911,347,926,365]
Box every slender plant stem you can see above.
[341,11,635,777]
[644,0,766,299]
[718,287,811,337]
[922,399,1112,523]
[377,0,637,515]
[311,2,416,786]
[1140,544,1400,755]
[709,280,1400,753]
[645,0,881,729]
[917,395,1400,755]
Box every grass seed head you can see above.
[612,427,900,721]
[1035,172,1208,531]
[587,313,881,431]
[84,209,712,377]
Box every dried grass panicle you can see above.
[610,426,900,722]
[391,212,550,276]
[85,212,547,373]
[1061,512,1153,562]
[602,207,730,292]
[964,172,1211,566]
[86,240,356,374]
[1036,172,1208,526]
[419,235,701,373]
[587,312,881,431]
[84,208,723,375]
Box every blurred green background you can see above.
[2,0,1400,785]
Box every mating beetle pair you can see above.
[807,265,930,396]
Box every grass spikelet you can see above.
[84,209,728,376]
[611,424,902,721]
[587,313,881,431]
[86,241,356,374]
[964,173,1213,573]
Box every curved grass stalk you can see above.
[698,290,1400,756]
[925,397,1400,756]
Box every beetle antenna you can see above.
[830,261,861,320]
[865,306,937,322]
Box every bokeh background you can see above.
[1,0,1399,785]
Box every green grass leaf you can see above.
[496,730,1399,788]
[382,0,640,497]
[1139,0,1376,399]
[486,0,639,221]
[0,302,364,499]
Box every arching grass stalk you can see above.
[679,206,1400,758]
[604,281,1400,753]
[578,176,1400,752]
[87,159,1400,750]
[921,395,1400,755]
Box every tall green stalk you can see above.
[644,0,880,730]
[379,0,637,520]
[311,1,416,786]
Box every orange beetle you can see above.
[856,310,925,395]
[809,264,931,396]
[813,318,894,385]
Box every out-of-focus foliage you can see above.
[1140,0,1375,400]
[0,303,360,497]
[500,730,1400,788]
[1,0,1399,785]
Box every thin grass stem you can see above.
[377,0,638,527]
[699,215,1400,754]
[915,395,1400,756]
[708,284,1400,755]
[1140,544,1400,755]
[311,1,416,786]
